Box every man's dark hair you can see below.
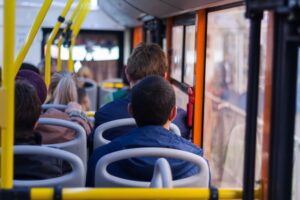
[20,62,40,75]
[126,43,167,82]
[131,75,175,127]
[15,80,41,131]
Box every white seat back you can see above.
[94,118,181,149]
[82,78,98,111]
[95,147,209,188]
[38,118,87,170]
[5,145,85,187]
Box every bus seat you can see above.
[82,78,98,111]
[93,118,181,149]
[150,158,173,188]
[7,145,85,187]
[38,118,87,170]
[42,103,67,111]
[94,147,209,188]
[99,78,123,107]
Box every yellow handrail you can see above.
[1,0,15,189]
[57,0,84,71]
[68,0,91,72]
[57,35,64,72]
[14,0,53,75]
[85,111,95,117]
[31,188,261,200]
[45,0,74,87]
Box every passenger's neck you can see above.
[163,121,171,130]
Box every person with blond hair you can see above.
[36,71,92,144]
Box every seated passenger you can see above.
[94,43,190,141]
[86,75,206,186]
[14,80,63,179]
[35,71,92,144]
[77,87,91,112]
[20,62,41,75]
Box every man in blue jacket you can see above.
[86,75,206,186]
[93,43,190,141]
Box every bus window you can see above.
[203,6,267,187]
[184,25,196,86]
[292,47,300,200]
[171,26,184,82]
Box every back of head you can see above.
[15,80,41,132]
[126,43,167,82]
[131,75,175,127]
[16,69,47,104]
[77,87,90,111]
[77,66,93,80]
[20,62,40,75]
[53,73,78,104]
[48,71,77,104]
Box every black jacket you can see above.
[14,130,63,180]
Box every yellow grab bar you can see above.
[72,0,90,37]
[85,111,95,117]
[31,188,261,200]
[102,82,124,89]
[57,0,84,72]
[68,0,90,73]
[1,0,15,189]
[70,0,85,22]
[57,36,64,72]
[14,0,53,75]
[45,0,74,87]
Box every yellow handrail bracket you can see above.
[45,0,74,87]
[68,0,91,72]
[14,0,53,76]
[57,0,85,72]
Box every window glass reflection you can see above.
[292,48,300,200]
[184,25,196,85]
[203,6,267,187]
[171,26,184,82]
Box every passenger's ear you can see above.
[128,103,133,116]
[164,72,168,79]
[169,106,177,121]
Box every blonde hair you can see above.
[77,66,93,80]
[47,71,78,104]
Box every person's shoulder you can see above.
[94,95,131,126]
[97,95,129,113]
[164,129,203,156]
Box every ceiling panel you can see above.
[161,0,220,10]
[100,0,142,27]
[126,0,181,18]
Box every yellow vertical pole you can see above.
[45,0,74,87]
[68,0,90,72]
[57,0,84,72]
[57,38,63,72]
[14,0,53,75]
[68,39,74,72]
[1,0,15,189]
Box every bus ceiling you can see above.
[99,0,241,27]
